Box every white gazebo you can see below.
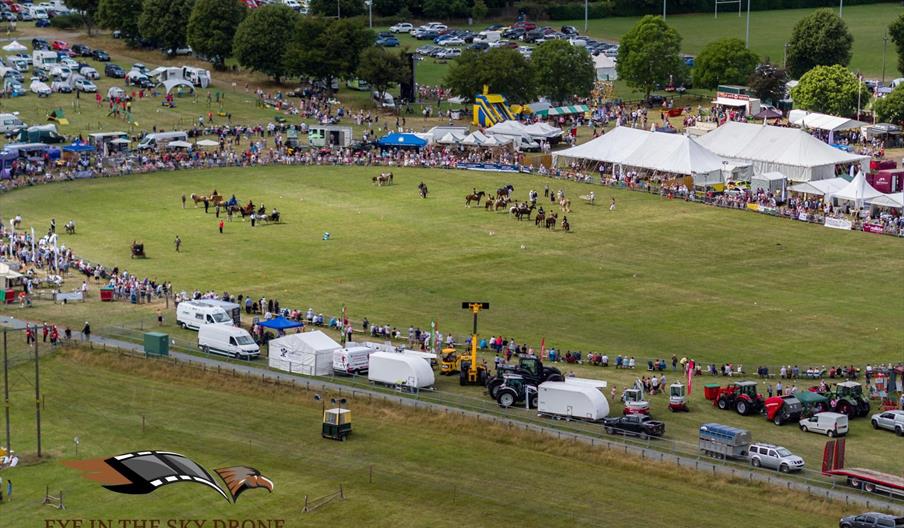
[831,172,884,208]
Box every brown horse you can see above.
[562,216,570,232]
[491,197,509,211]
[373,172,394,186]
[228,202,255,217]
[191,193,224,206]
[545,212,558,230]
[559,198,572,213]
[465,191,485,207]
[510,203,535,221]
[534,210,545,227]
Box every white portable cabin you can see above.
[368,351,435,389]
[268,331,341,376]
[538,378,610,422]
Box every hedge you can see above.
[546,0,896,20]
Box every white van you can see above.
[0,113,25,134]
[198,325,259,359]
[176,300,233,330]
[137,131,189,150]
[32,51,58,70]
[799,412,848,437]
[333,346,372,375]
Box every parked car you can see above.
[35,18,50,27]
[436,48,461,60]
[839,512,904,528]
[0,12,14,21]
[375,35,399,47]
[390,22,413,33]
[73,78,96,93]
[502,28,525,40]
[870,410,904,436]
[79,66,99,80]
[92,49,110,62]
[29,77,51,97]
[468,42,489,51]
[561,25,579,36]
[747,443,804,473]
[437,36,464,46]
[104,63,125,78]
[166,46,193,56]
[415,45,438,55]
[13,53,32,66]
[17,10,34,21]
[51,40,69,52]
[31,38,49,51]
[414,29,440,40]
[71,44,91,57]
[800,412,848,437]
[602,415,665,439]
[511,21,537,31]
[50,79,71,93]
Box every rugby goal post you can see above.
[715,0,741,18]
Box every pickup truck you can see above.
[602,415,665,439]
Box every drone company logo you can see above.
[64,450,274,503]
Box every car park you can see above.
[104,64,125,78]
[92,49,110,62]
[839,512,904,528]
[870,410,904,436]
[73,78,96,93]
[747,443,804,473]
[389,22,413,33]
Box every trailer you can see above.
[822,438,904,499]
[698,423,751,460]
[368,351,435,391]
[537,378,609,422]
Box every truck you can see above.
[537,378,609,422]
[823,438,904,499]
[698,423,751,460]
[602,415,664,439]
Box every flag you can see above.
[539,337,546,360]
[30,226,34,256]
[342,305,348,326]
[430,320,436,354]
[687,360,695,395]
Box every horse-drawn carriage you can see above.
[130,241,146,258]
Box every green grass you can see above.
[2,166,902,369]
[564,3,901,79]
[0,348,864,526]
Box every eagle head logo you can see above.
[215,466,275,502]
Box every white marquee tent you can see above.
[554,126,730,184]
[788,177,849,196]
[268,331,341,376]
[789,111,867,133]
[696,121,869,182]
[832,171,884,208]
[867,192,904,209]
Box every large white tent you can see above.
[788,177,849,196]
[554,126,730,183]
[789,111,867,133]
[832,171,884,208]
[867,192,904,209]
[696,121,870,182]
[268,330,341,376]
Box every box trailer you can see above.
[537,378,610,422]
[368,351,435,391]
[698,423,751,460]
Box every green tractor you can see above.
[823,381,870,418]
[486,356,563,400]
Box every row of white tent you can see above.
[790,171,904,209]
[429,120,563,149]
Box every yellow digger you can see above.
[440,347,463,376]
[458,302,489,386]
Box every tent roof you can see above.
[789,177,849,196]
[2,41,26,52]
[166,140,192,148]
[195,139,219,147]
[486,120,527,135]
[697,121,869,170]
[593,55,616,69]
[791,111,867,132]
[159,78,194,94]
[753,172,786,181]
[378,132,427,147]
[867,192,904,208]
[62,141,95,153]
[833,171,884,203]
[437,131,465,144]
[461,131,488,145]
[0,263,22,279]
[259,316,303,330]
[289,330,341,351]
[555,126,729,176]
[523,122,562,138]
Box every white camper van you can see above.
[333,346,372,375]
[198,324,259,359]
[176,300,233,330]
[32,50,58,70]
[0,113,25,134]
[137,131,189,150]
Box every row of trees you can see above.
[312,0,494,20]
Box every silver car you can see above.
[871,410,904,436]
[748,443,805,473]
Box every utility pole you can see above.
[337,0,340,19]
[663,0,666,20]
[839,0,843,17]
[584,0,588,32]
[34,326,41,458]
[882,32,889,84]
[3,330,10,456]
[745,0,751,49]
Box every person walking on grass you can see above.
[174,235,181,252]
[610,197,616,211]
[218,219,224,234]
[82,321,91,342]
[181,193,186,209]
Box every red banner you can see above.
[862,223,885,234]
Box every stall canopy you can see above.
[166,140,192,149]
[461,131,488,146]
[377,132,427,148]
[195,139,219,147]
[159,79,195,95]
[832,171,884,207]
[696,121,870,182]
[536,104,589,117]
[524,122,563,140]
[867,192,904,209]
[554,126,730,182]
[259,316,303,330]
[788,177,849,196]
[790,111,867,133]
[2,41,26,52]
[62,141,95,153]
[437,131,465,145]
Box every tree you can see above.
[791,65,870,117]
[471,0,488,21]
[874,85,904,124]
[889,14,904,76]
[692,38,758,89]
[66,0,99,35]
[374,0,405,17]
[187,0,245,69]
[285,18,374,86]
[746,62,788,105]
[233,4,298,82]
[309,0,364,17]
[785,9,852,79]
[532,40,595,103]
[139,0,195,54]
[357,47,404,105]
[616,16,683,100]
[96,0,142,41]
[444,48,535,103]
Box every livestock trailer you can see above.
[698,423,751,460]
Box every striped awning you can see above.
[539,104,589,117]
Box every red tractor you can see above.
[714,381,764,416]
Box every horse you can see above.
[534,210,546,227]
[373,172,393,186]
[64,220,76,234]
[260,210,281,223]
[562,216,570,232]
[490,197,509,211]
[130,241,146,258]
[559,198,572,213]
[496,184,514,199]
[418,182,429,199]
[228,201,255,218]
[465,191,485,207]
[510,203,535,221]
[190,193,207,206]
[545,212,558,230]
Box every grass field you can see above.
[2,166,902,369]
[0,347,865,527]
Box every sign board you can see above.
[55,291,84,302]
[824,217,852,230]
[862,223,885,234]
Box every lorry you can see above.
[698,423,751,460]
[823,438,904,499]
[176,300,234,330]
[333,346,372,375]
[714,381,764,416]
[537,377,609,422]
[197,324,259,359]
